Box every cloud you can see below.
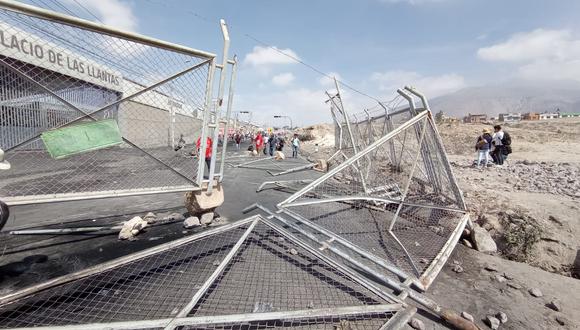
[319,72,342,87]
[65,0,138,32]
[477,28,580,81]
[370,70,466,97]
[271,72,295,86]
[243,46,300,67]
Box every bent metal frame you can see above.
[0,215,417,329]
[274,86,469,291]
[0,0,236,208]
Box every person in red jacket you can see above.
[196,136,213,178]
[255,131,264,156]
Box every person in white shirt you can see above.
[291,134,300,158]
[491,125,505,165]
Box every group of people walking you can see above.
[474,125,512,169]
[250,131,300,158]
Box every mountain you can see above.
[429,81,580,118]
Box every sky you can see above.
[21,0,580,126]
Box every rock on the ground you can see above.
[409,318,425,330]
[547,299,562,312]
[529,288,543,297]
[200,212,214,225]
[555,316,566,326]
[484,263,499,272]
[164,212,185,222]
[452,264,464,273]
[143,212,157,223]
[183,216,201,229]
[118,216,148,240]
[507,282,522,290]
[461,311,474,323]
[496,311,508,324]
[486,315,501,329]
[288,248,298,255]
[471,224,497,253]
[494,274,507,283]
[462,239,473,249]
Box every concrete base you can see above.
[184,181,225,216]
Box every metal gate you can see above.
[0,1,237,206]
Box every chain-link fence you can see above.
[0,2,236,207]
[0,215,411,329]
[277,88,469,290]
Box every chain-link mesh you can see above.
[0,7,212,203]
[279,111,468,283]
[0,217,403,329]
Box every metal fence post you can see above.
[218,56,238,180]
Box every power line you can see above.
[70,0,103,23]
[144,0,383,103]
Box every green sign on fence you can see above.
[41,119,123,159]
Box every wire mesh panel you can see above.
[0,225,249,328]
[279,110,468,287]
[0,5,215,204]
[0,216,406,329]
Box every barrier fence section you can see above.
[278,87,469,290]
[0,215,414,329]
[0,1,236,206]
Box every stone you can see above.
[494,274,507,283]
[471,225,497,253]
[555,316,566,326]
[420,258,428,264]
[503,272,514,280]
[462,239,473,249]
[143,212,157,223]
[409,318,425,330]
[184,181,224,215]
[200,212,214,225]
[118,216,148,240]
[289,248,298,255]
[484,263,499,272]
[314,159,328,172]
[461,311,474,323]
[183,216,201,229]
[507,282,522,290]
[529,288,543,297]
[274,150,286,160]
[547,299,562,312]
[452,264,464,273]
[164,212,185,222]
[486,315,500,329]
[462,228,471,237]
[496,311,508,324]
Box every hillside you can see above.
[430,81,580,118]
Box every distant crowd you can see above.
[474,124,512,169]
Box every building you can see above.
[463,113,488,123]
[539,112,560,120]
[522,112,540,120]
[0,21,203,151]
[560,112,580,118]
[498,113,522,122]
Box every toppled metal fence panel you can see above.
[0,215,411,329]
[278,90,469,290]
[0,1,236,206]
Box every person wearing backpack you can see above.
[475,128,493,169]
[492,125,510,165]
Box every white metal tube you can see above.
[0,0,216,59]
